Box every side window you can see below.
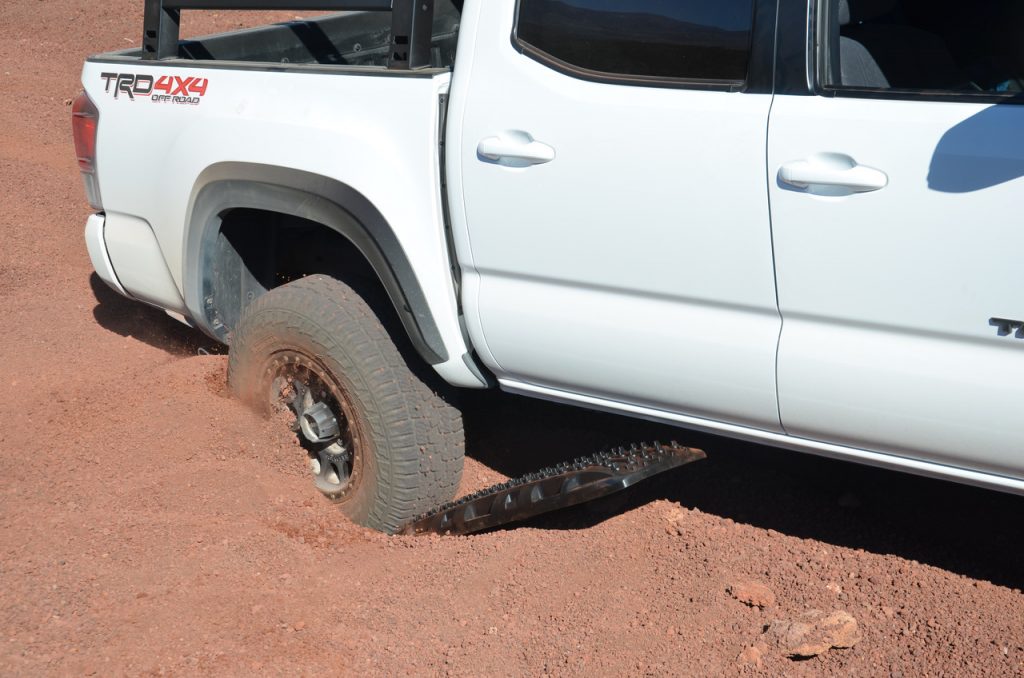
[515,0,756,84]
[821,0,1024,99]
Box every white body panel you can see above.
[769,96,1024,480]
[82,61,481,386]
[104,212,185,311]
[447,0,782,431]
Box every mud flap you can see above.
[399,443,706,536]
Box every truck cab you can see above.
[451,0,1024,488]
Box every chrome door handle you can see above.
[779,153,888,194]
[477,131,555,167]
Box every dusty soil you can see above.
[1,2,1023,675]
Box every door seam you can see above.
[766,0,787,435]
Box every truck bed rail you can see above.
[142,0,435,69]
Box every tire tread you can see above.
[227,275,464,533]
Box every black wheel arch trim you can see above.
[184,163,449,365]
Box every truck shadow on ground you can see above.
[90,273,223,356]
[461,390,1024,592]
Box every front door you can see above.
[768,0,1024,478]
[452,0,782,430]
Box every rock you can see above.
[737,644,765,667]
[665,510,686,536]
[822,611,862,648]
[727,581,776,609]
[768,610,862,659]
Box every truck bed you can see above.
[97,4,461,70]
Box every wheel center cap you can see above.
[299,401,341,444]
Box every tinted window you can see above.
[516,0,755,82]
[826,0,1024,97]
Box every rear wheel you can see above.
[228,275,464,533]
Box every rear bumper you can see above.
[84,213,128,297]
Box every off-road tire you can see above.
[227,275,464,534]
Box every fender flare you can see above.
[183,163,449,365]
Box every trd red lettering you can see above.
[154,76,174,95]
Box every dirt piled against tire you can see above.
[1,1,1023,675]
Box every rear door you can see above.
[451,0,783,430]
[768,0,1024,478]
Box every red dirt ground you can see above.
[1,2,1022,675]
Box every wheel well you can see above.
[208,208,391,343]
[186,169,450,365]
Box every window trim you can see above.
[811,0,1024,105]
[509,0,758,92]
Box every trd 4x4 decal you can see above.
[100,73,209,105]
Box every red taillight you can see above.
[71,91,102,209]
[72,92,98,172]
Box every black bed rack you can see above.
[142,0,436,69]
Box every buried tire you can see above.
[227,275,464,534]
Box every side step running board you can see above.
[398,442,706,536]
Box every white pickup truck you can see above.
[75,0,1024,532]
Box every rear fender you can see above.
[184,163,488,387]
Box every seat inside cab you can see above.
[825,0,1024,94]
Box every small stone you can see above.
[768,609,862,659]
[826,582,842,595]
[727,581,776,609]
[737,645,764,667]
[665,510,686,536]
[293,621,306,632]
[822,611,862,648]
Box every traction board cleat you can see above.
[399,442,706,536]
